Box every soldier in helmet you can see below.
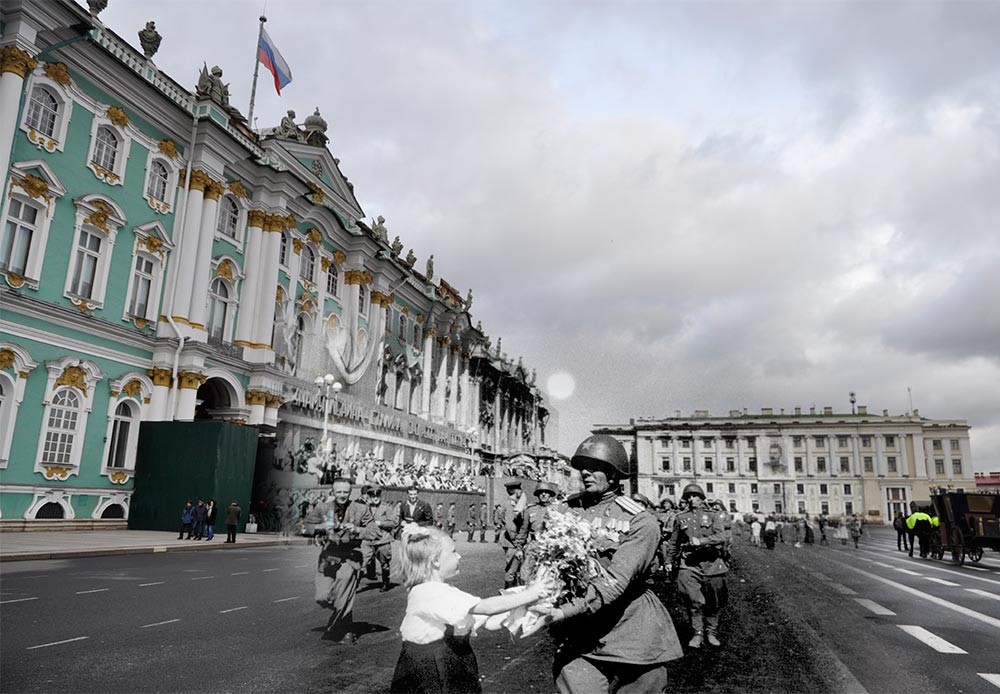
[669,483,729,649]
[500,480,526,588]
[534,435,683,693]
[519,481,564,583]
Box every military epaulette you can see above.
[615,496,644,515]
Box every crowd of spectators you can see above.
[313,452,485,492]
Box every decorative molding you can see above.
[264,393,285,408]
[437,336,451,347]
[275,285,286,303]
[157,139,179,159]
[307,228,322,245]
[42,61,72,86]
[344,269,373,285]
[147,367,173,387]
[5,273,27,289]
[12,174,51,202]
[106,106,129,127]
[122,379,143,398]
[0,46,37,78]
[203,180,226,201]
[320,257,332,271]
[109,471,130,484]
[177,371,206,390]
[248,209,267,228]
[424,326,436,336]
[0,349,15,370]
[298,290,318,314]
[245,389,268,406]
[292,238,305,254]
[188,169,212,193]
[229,180,249,199]
[42,466,72,481]
[216,259,235,280]
[83,200,114,233]
[401,306,410,315]
[54,365,89,394]
[307,181,324,202]
[417,314,425,323]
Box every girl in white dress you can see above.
[390,525,549,693]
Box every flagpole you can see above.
[247,15,266,128]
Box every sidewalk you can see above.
[0,530,306,562]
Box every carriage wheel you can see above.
[950,527,965,566]
[967,546,984,563]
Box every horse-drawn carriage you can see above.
[928,490,1000,565]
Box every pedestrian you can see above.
[803,513,815,545]
[478,502,488,543]
[533,435,682,692]
[499,480,526,588]
[389,525,551,694]
[306,478,374,643]
[400,485,434,528]
[224,500,241,543]
[834,517,848,545]
[670,483,729,649]
[750,517,762,547]
[178,500,195,540]
[193,500,207,540]
[365,486,398,592]
[205,499,217,541]
[905,506,932,558]
[434,503,445,530]
[818,514,829,546]
[359,486,377,581]
[492,504,503,544]
[849,515,864,550]
[893,511,909,552]
[656,498,678,568]
[465,503,478,543]
[763,515,777,550]
[446,502,457,539]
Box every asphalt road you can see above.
[738,526,1000,694]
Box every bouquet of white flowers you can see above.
[498,509,610,638]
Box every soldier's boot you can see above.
[705,616,721,647]
[380,568,391,592]
[688,611,704,649]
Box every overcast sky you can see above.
[95,1,1000,471]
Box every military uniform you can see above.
[364,498,398,591]
[499,499,525,588]
[518,494,566,583]
[552,491,683,693]
[669,502,729,648]
[306,497,374,639]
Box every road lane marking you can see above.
[27,636,89,650]
[138,582,165,587]
[857,548,1000,586]
[897,625,966,654]
[966,566,989,571]
[892,568,922,576]
[967,589,1000,601]
[871,561,893,568]
[853,598,895,615]
[273,597,300,603]
[827,582,858,595]
[923,577,960,586]
[0,597,38,604]
[231,572,249,576]
[140,619,180,628]
[978,674,1000,689]
[293,564,310,568]
[75,589,109,595]
[261,568,280,572]
[191,576,214,581]
[220,606,248,614]
[830,560,1000,630]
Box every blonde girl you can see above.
[390,525,549,694]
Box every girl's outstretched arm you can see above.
[469,578,549,616]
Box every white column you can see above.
[170,173,207,321]
[0,47,36,188]
[420,327,435,419]
[493,388,501,453]
[447,346,460,426]
[264,394,282,428]
[146,367,172,421]
[432,338,449,423]
[235,210,265,346]
[252,215,284,346]
[173,371,204,421]
[458,356,470,428]
[186,180,223,328]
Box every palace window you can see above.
[1,198,38,275]
[752,500,760,512]
[887,456,897,473]
[821,501,829,515]
[399,313,407,340]
[385,309,394,334]
[300,246,316,284]
[206,278,231,341]
[932,439,942,451]
[813,436,825,447]
[680,438,691,449]
[701,437,714,448]
[358,284,368,316]
[704,457,713,472]
[26,87,58,137]
[773,483,781,494]
[950,439,960,451]
[934,459,945,475]
[885,435,895,448]
[794,456,803,473]
[730,500,738,512]
[840,456,850,473]
[279,232,289,266]
[798,501,806,513]
[705,483,714,493]
[40,389,81,466]
[726,457,735,473]
[792,436,803,448]
[92,126,119,172]
[820,483,828,495]
[69,229,103,299]
[863,456,873,473]
[105,401,135,469]
[817,456,826,472]
[728,483,736,494]
[843,484,852,495]
[837,436,848,448]
[724,437,735,450]
[146,160,170,203]
[748,457,757,472]
[326,263,338,296]
[216,196,239,239]
[682,457,691,472]
[796,484,804,494]
[952,459,962,475]
[845,501,854,516]
[413,323,422,346]
[128,255,155,318]
[861,435,872,448]
[660,457,671,472]
[751,483,758,494]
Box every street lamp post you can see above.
[314,374,342,481]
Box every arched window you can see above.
[92,126,119,171]
[1,198,39,275]
[101,503,125,519]
[294,315,306,368]
[106,401,135,469]
[26,86,58,137]
[36,502,65,519]
[301,246,316,283]
[146,160,169,202]
[69,229,103,299]
[206,278,230,340]
[399,313,407,340]
[326,263,338,295]
[41,389,81,466]
[414,324,422,346]
[0,378,7,447]
[216,196,239,239]
[279,232,289,266]
[358,284,367,316]
[128,253,156,318]
[385,308,393,334]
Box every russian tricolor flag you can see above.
[258,28,292,95]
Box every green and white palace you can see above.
[0,0,559,530]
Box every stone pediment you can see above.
[258,137,364,221]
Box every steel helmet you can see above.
[571,435,630,479]
[681,483,706,500]
[534,482,559,497]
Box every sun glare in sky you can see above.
[546,371,576,400]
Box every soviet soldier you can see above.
[363,486,398,592]
[500,480,526,588]
[535,435,683,693]
[709,499,733,561]
[519,481,564,583]
[305,478,374,644]
[669,483,729,649]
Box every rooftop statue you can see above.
[276,110,304,141]
[87,0,107,16]
[370,215,389,244]
[138,21,161,59]
[476,320,483,332]
[404,249,416,268]
[495,337,502,357]
[425,254,434,281]
[303,107,329,147]
[196,64,230,107]
[391,235,403,258]
[465,288,473,310]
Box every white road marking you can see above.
[892,568,922,576]
[191,576,214,581]
[0,597,38,604]
[871,561,893,568]
[293,564,310,568]
[140,619,180,628]
[856,547,1000,586]
[220,606,248,614]
[261,568,280,572]
[853,598,895,616]
[138,582,164,587]
[827,582,858,595]
[231,572,249,576]
[966,589,1000,602]
[273,597,300,603]
[153,547,167,553]
[897,625,966,654]
[75,589,109,595]
[26,636,89,650]
[978,673,1000,689]
[966,566,989,572]
[923,577,960,587]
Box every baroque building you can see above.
[595,405,974,522]
[0,0,556,528]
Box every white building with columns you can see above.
[0,0,556,528]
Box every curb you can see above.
[0,536,307,562]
